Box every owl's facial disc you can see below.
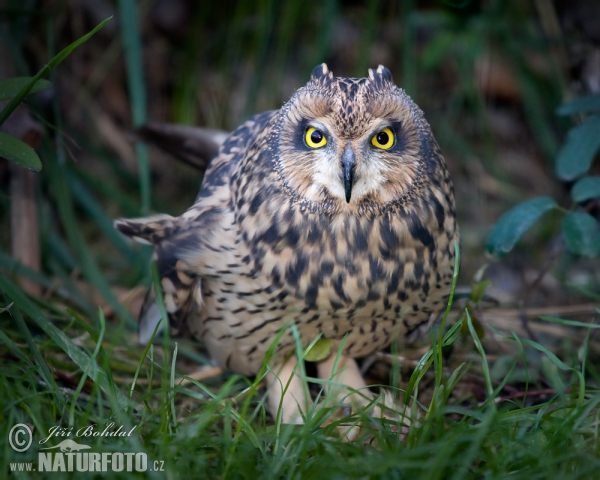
[341,142,355,203]
[276,65,427,212]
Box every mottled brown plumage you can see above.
[115,64,458,423]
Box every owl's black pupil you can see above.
[310,129,323,144]
[377,131,389,145]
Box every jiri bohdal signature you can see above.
[39,423,137,444]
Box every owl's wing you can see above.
[135,122,230,170]
[114,213,189,343]
[115,110,277,344]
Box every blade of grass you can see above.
[450,409,495,480]
[170,342,178,428]
[580,327,591,380]
[466,309,494,400]
[118,0,151,214]
[0,250,53,290]
[7,298,57,396]
[510,331,531,407]
[69,176,134,258]
[44,141,135,329]
[539,315,600,329]
[390,337,401,402]
[0,275,128,408]
[48,260,98,319]
[0,324,36,367]
[130,318,164,401]
[405,317,464,406]
[488,324,586,405]
[150,261,177,435]
[0,18,112,126]
[435,240,461,387]
[68,307,106,426]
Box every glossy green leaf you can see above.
[0,77,52,101]
[304,338,333,362]
[562,211,600,257]
[557,95,600,116]
[556,115,600,181]
[571,175,600,202]
[0,131,42,171]
[485,197,558,257]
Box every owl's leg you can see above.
[316,354,371,404]
[266,356,311,424]
[316,354,378,440]
[317,354,367,392]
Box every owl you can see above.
[116,64,458,424]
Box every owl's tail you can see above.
[115,215,199,345]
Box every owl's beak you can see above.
[341,143,355,203]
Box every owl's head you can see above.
[275,64,437,215]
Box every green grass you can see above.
[2,248,599,479]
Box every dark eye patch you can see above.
[386,121,405,152]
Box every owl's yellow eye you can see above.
[305,127,327,148]
[371,127,395,149]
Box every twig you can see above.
[494,388,557,403]
[517,235,564,342]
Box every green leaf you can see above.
[556,115,600,181]
[0,17,111,126]
[0,131,42,171]
[470,279,491,303]
[562,211,600,257]
[304,338,333,362]
[571,175,600,202]
[557,95,600,116]
[0,77,52,101]
[485,197,558,257]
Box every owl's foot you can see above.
[317,354,411,441]
[317,354,376,440]
[266,354,411,441]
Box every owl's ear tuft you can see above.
[368,65,393,85]
[376,65,393,82]
[311,63,331,81]
[369,65,393,82]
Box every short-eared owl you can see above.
[116,64,458,423]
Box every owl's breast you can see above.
[238,204,454,357]
[204,148,458,373]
